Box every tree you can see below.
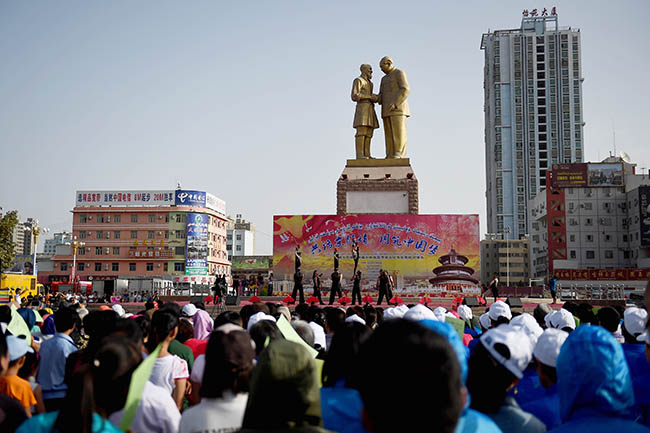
[0,210,19,272]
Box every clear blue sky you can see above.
[1,0,649,254]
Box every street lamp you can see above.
[25,221,49,279]
[65,237,85,285]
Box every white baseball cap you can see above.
[548,309,575,331]
[624,307,648,337]
[345,314,366,325]
[111,304,125,317]
[309,321,327,348]
[510,313,543,346]
[181,303,198,318]
[480,324,533,379]
[7,335,34,362]
[247,312,276,331]
[383,307,405,321]
[395,304,409,315]
[488,301,512,321]
[457,305,473,321]
[533,328,568,368]
[433,307,447,322]
[479,312,491,330]
[404,304,437,322]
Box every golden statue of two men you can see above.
[351,56,410,159]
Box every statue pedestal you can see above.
[337,158,418,214]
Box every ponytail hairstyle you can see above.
[54,336,141,433]
[200,330,255,398]
[145,310,178,353]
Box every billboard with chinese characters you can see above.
[640,185,650,247]
[273,214,479,288]
[76,190,175,207]
[551,163,624,188]
[185,213,209,275]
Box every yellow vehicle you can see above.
[0,273,43,303]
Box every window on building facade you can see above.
[94,263,101,272]
[78,263,85,271]
[236,245,242,251]
[176,232,185,239]
[113,247,120,255]
[605,250,614,259]
[148,215,155,223]
[114,214,121,223]
[148,231,154,239]
[78,247,86,256]
[97,230,104,239]
[236,234,242,241]
[80,214,87,223]
[570,250,576,259]
[130,214,137,223]
[164,263,168,272]
[79,231,87,239]
[60,263,68,271]
[131,231,137,239]
[111,263,119,271]
[96,247,102,255]
[175,247,185,255]
[586,235,593,242]
[174,262,185,272]
[128,263,136,272]
[97,214,104,223]
[586,250,595,259]
[146,263,154,271]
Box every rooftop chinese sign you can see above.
[75,189,225,214]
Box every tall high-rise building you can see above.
[481,9,584,239]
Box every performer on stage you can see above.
[329,269,343,305]
[376,269,391,305]
[312,270,324,305]
[352,241,360,275]
[333,248,340,271]
[291,270,305,304]
[351,270,362,305]
[295,246,302,272]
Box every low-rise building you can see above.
[43,232,73,255]
[480,234,530,287]
[226,214,255,259]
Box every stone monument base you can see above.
[337,158,418,214]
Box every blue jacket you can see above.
[549,326,650,433]
[509,367,543,406]
[321,379,367,433]
[623,343,650,425]
[520,384,561,430]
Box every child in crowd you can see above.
[0,336,37,416]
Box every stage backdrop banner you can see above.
[273,214,479,289]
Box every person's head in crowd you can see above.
[214,310,242,329]
[251,302,270,315]
[176,318,194,343]
[192,301,206,311]
[355,319,462,433]
[306,306,326,328]
[323,321,371,388]
[561,301,579,316]
[265,303,278,317]
[547,308,576,333]
[133,314,151,345]
[77,307,89,322]
[18,350,39,381]
[533,328,568,388]
[0,305,12,325]
[479,312,491,332]
[241,340,323,429]
[159,302,181,318]
[6,335,34,375]
[363,304,377,328]
[488,300,512,327]
[247,312,276,332]
[467,324,533,414]
[200,330,255,399]
[556,325,636,425]
[457,305,473,323]
[324,307,345,334]
[83,310,118,344]
[111,318,144,350]
[374,307,384,325]
[144,300,156,312]
[111,304,126,318]
[597,306,621,334]
[345,314,366,326]
[346,306,365,322]
[52,336,141,433]
[181,303,198,320]
[576,303,598,325]
[239,305,254,330]
[403,304,436,322]
[54,306,80,334]
[146,310,179,353]
[276,306,291,323]
[622,307,647,344]
[510,312,544,347]
[0,332,8,376]
[292,320,315,347]
[294,303,309,320]
[533,303,553,328]
[249,320,284,356]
